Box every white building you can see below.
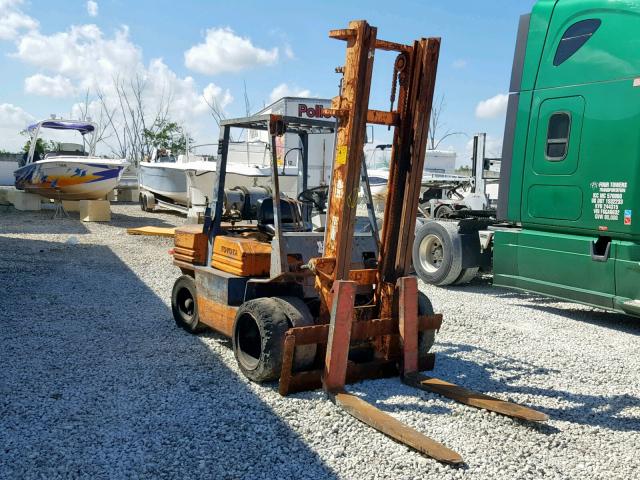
[365,146,457,174]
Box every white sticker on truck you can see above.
[591,181,627,222]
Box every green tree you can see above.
[143,120,193,154]
[22,138,47,157]
[22,139,60,158]
[455,165,472,175]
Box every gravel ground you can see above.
[1,204,639,479]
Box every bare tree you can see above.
[96,74,173,166]
[428,94,466,150]
[203,91,226,129]
[74,90,110,153]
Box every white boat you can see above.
[139,142,301,213]
[14,119,129,200]
[138,149,191,206]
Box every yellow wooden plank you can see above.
[126,226,176,238]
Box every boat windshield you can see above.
[44,143,87,159]
[156,154,177,163]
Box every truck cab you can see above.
[494,0,640,314]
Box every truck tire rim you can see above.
[418,234,443,273]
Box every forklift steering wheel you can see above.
[297,185,329,213]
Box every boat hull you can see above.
[139,163,189,205]
[185,165,299,206]
[14,158,128,201]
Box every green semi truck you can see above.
[413,0,640,316]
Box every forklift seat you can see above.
[256,197,311,234]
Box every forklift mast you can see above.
[314,21,440,321]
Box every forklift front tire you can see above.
[232,298,289,383]
[418,292,436,355]
[171,275,206,334]
[271,296,317,370]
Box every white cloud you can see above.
[284,44,295,60]
[475,93,508,119]
[0,0,38,40]
[143,58,233,121]
[86,0,98,17]
[2,12,236,151]
[0,103,34,151]
[203,82,233,110]
[24,74,76,97]
[10,23,229,117]
[452,59,467,69]
[12,24,142,92]
[0,102,32,128]
[269,83,310,103]
[464,134,503,162]
[184,27,278,75]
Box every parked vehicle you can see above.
[413,0,640,317]
[14,118,128,200]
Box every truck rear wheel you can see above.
[171,275,206,333]
[453,267,479,285]
[413,221,463,286]
[232,298,289,383]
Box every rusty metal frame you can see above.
[185,20,549,467]
[320,21,378,311]
[278,312,442,396]
[297,20,549,466]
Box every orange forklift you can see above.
[170,20,547,464]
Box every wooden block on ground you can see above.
[12,190,41,211]
[121,188,139,202]
[0,187,14,204]
[80,199,111,222]
[62,200,80,212]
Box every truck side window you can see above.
[554,19,601,66]
[546,112,570,160]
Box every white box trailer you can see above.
[248,97,335,195]
[365,146,457,174]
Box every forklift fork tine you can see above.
[330,389,464,465]
[404,373,549,422]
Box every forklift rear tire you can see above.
[413,221,463,286]
[171,275,206,333]
[232,298,289,383]
[418,292,436,355]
